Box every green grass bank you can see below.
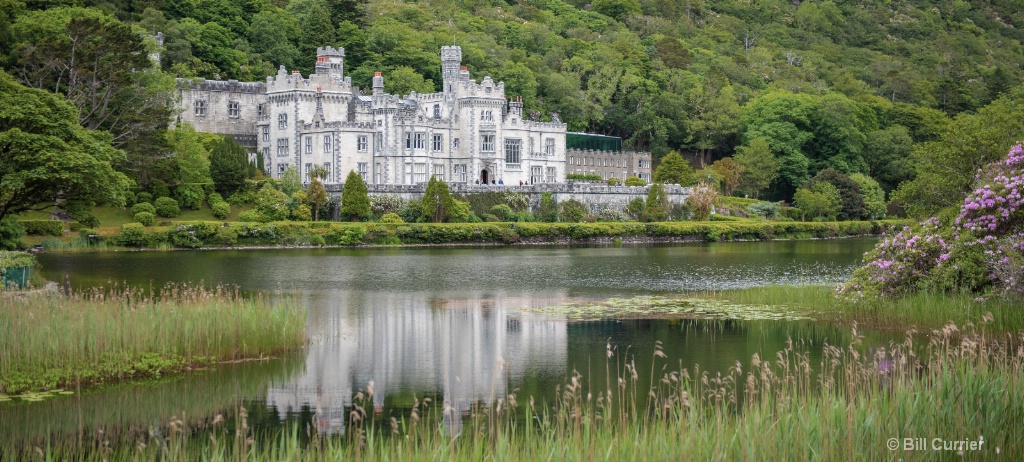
[8,319,1020,460]
[31,219,905,251]
[703,285,1024,334]
[0,285,306,395]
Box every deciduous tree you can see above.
[0,70,130,222]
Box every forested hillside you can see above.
[2,0,1023,206]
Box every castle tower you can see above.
[315,46,345,80]
[441,46,462,94]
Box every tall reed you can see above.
[12,317,1021,460]
[0,284,306,394]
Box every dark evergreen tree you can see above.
[339,170,370,221]
[209,137,249,195]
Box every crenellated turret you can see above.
[441,46,462,94]
[315,46,345,80]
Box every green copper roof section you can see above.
[566,132,621,152]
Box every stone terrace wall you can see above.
[325,182,690,213]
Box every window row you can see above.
[193,100,242,118]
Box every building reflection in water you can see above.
[266,290,570,435]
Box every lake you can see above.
[2,239,883,442]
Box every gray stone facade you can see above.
[565,149,652,183]
[177,46,567,186]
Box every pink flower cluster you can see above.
[838,218,949,300]
[956,144,1024,235]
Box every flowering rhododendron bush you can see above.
[840,143,1024,299]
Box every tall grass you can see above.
[12,319,1022,460]
[0,284,306,394]
[701,285,1024,333]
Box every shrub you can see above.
[490,204,514,221]
[116,223,148,247]
[175,184,204,209]
[379,213,404,224]
[626,197,645,221]
[214,226,238,246]
[133,212,155,226]
[131,202,156,216]
[625,176,646,187]
[154,197,181,218]
[398,199,423,223]
[559,199,587,223]
[76,213,99,228]
[19,220,64,236]
[686,182,718,221]
[747,201,780,219]
[77,228,100,240]
[291,203,312,222]
[254,184,289,221]
[0,251,35,275]
[211,201,231,220]
[370,195,404,216]
[607,178,623,186]
[644,183,669,222]
[0,219,25,250]
[227,190,256,206]
[149,179,170,198]
[238,210,261,222]
[136,192,153,204]
[838,218,950,299]
[566,173,602,181]
[537,192,558,222]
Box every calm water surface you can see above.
[3,239,884,441]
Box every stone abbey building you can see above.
[178,46,571,186]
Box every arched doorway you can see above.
[480,169,490,185]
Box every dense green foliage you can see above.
[0,70,130,222]
[17,220,63,236]
[5,0,1024,213]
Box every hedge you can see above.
[99,219,906,249]
[18,220,64,236]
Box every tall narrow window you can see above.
[357,135,368,152]
[324,163,332,182]
[405,132,413,149]
[323,135,331,153]
[276,138,289,157]
[481,135,495,152]
[433,104,440,118]
[414,163,427,183]
[414,133,425,149]
[432,134,443,152]
[304,137,312,154]
[304,163,312,181]
[504,138,521,164]
[545,138,555,156]
[194,100,207,116]
[257,104,265,117]
[531,166,542,184]
[227,101,240,118]
[262,126,270,141]
[278,114,287,129]
[357,162,368,179]
[433,164,444,180]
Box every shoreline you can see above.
[30,219,903,253]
